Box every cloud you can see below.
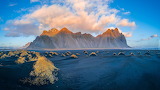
[30,0,39,3]
[8,3,17,6]
[116,19,136,27]
[30,0,51,4]
[4,0,136,37]
[120,8,130,15]
[3,28,9,31]
[121,8,125,11]
[151,34,158,38]
[15,8,29,13]
[123,32,132,37]
[27,0,120,33]
[5,23,40,37]
[123,11,130,15]
[136,34,159,42]
[13,19,32,25]
[141,34,158,41]
[5,19,40,37]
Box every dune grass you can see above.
[70,54,78,59]
[0,50,59,86]
[89,52,97,56]
[15,57,26,64]
[17,51,59,86]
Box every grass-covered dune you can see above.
[0,50,59,87]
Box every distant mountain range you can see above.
[27,27,130,49]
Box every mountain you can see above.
[21,42,31,49]
[40,28,59,36]
[27,27,130,49]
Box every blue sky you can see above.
[0,0,159,48]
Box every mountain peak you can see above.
[98,28,121,38]
[49,28,59,32]
[106,29,113,33]
[99,29,113,37]
[59,27,73,34]
[40,28,59,37]
[114,28,119,32]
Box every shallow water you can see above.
[0,49,160,90]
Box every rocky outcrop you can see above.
[27,27,130,49]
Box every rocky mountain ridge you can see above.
[27,27,130,49]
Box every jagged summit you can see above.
[41,27,121,38]
[27,27,130,49]
[41,27,73,37]
[114,28,119,32]
[97,28,121,38]
[58,27,73,34]
[41,28,59,36]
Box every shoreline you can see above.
[0,48,159,51]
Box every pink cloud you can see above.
[117,19,136,27]
[4,0,136,37]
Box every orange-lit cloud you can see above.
[117,19,136,27]
[4,0,136,37]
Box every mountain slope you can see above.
[21,42,31,49]
[27,27,130,49]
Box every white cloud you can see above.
[117,19,136,27]
[27,0,120,33]
[30,0,39,3]
[15,8,28,13]
[8,3,17,6]
[123,11,130,15]
[5,23,40,37]
[121,8,125,11]
[4,0,136,37]
[151,34,158,38]
[13,19,32,25]
[3,28,9,31]
[136,34,159,42]
[4,19,40,37]
[30,0,51,4]
[141,34,158,41]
